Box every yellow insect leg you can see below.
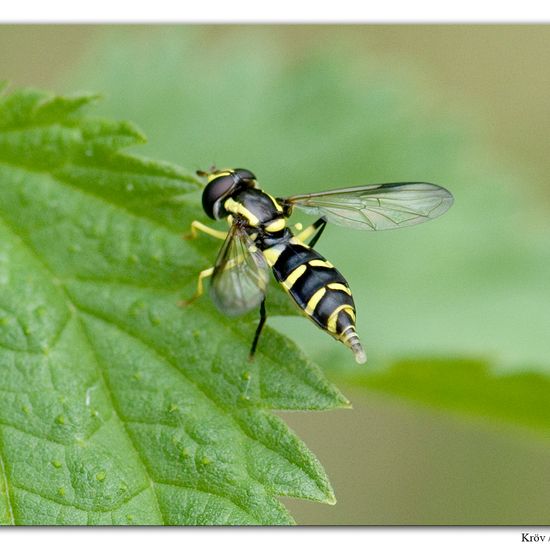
[179,266,214,307]
[183,220,227,241]
[294,218,327,246]
[294,222,318,242]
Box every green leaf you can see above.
[345,357,550,433]
[0,86,348,525]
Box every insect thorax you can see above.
[223,188,286,235]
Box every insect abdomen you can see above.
[265,238,366,364]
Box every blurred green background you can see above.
[1,24,550,524]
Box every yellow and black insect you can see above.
[184,168,453,364]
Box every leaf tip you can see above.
[332,391,352,410]
[121,120,147,144]
[70,90,104,104]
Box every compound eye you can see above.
[234,168,256,182]
[202,174,236,219]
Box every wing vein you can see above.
[284,182,453,231]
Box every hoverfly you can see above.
[183,168,453,364]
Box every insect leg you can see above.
[295,217,327,248]
[178,266,214,307]
[183,220,227,241]
[248,299,267,361]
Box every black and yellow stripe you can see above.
[264,237,366,363]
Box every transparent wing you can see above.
[210,223,270,317]
[282,182,454,231]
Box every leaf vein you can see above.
[11,483,150,514]
[78,320,167,522]
[153,481,258,523]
